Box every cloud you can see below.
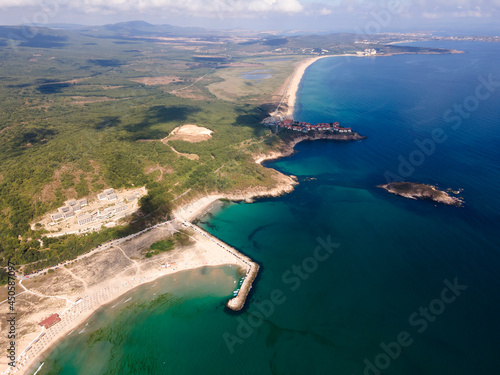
[0,0,304,17]
[304,0,500,19]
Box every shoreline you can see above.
[283,53,379,117]
[6,157,299,375]
[284,55,332,117]
[4,221,255,375]
[281,48,463,118]
[16,130,367,374]
[20,263,234,375]
[8,53,367,375]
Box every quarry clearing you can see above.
[163,124,213,143]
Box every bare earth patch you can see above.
[164,124,213,143]
[145,164,173,181]
[167,145,199,160]
[157,124,213,160]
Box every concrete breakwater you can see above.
[180,220,259,311]
[227,262,259,311]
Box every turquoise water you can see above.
[36,42,500,374]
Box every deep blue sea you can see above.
[36,42,500,375]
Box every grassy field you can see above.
[207,56,304,103]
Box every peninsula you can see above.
[378,182,464,206]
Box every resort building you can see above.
[98,189,117,201]
[50,213,64,222]
[48,188,139,228]
[77,211,99,226]
[52,198,94,223]
[115,203,128,213]
[125,194,139,202]
[38,314,61,329]
[263,118,353,134]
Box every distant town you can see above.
[262,117,352,133]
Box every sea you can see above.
[34,41,500,375]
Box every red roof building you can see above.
[39,314,61,329]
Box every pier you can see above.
[180,220,259,311]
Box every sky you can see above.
[0,0,498,34]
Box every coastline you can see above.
[8,53,365,375]
[4,222,254,375]
[5,154,299,375]
[281,49,464,117]
[284,55,332,116]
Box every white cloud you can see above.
[0,0,38,6]
[1,0,499,24]
[0,0,304,17]
[319,7,332,15]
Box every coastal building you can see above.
[77,213,96,226]
[115,203,128,213]
[39,313,61,329]
[262,116,355,134]
[50,213,64,222]
[357,48,377,56]
[98,189,117,201]
[52,198,94,223]
[58,206,71,214]
[125,194,139,202]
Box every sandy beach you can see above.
[283,55,332,117]
[0,220,255,375]
[282,53,380,117]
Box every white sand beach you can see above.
[284,56,332,116]
[1,221,252,375]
